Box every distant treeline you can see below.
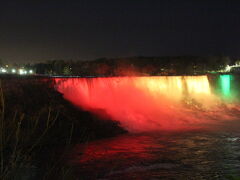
[31,56,234,76]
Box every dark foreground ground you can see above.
[0,75,126,180]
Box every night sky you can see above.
[1,0,240,63]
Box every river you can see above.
[69,129,240,179]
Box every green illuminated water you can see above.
[219,75,231,99]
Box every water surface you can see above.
[69,129,240,179]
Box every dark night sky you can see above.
[1,0,240,63]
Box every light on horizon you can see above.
[1,68,7,73]
[225,65,231,72]
[19,69,24,75]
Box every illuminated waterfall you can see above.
[219,75,232,99]
[54,76,228,132]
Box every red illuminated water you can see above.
[54,75,240,179]
[68,131,240,179]
[54,76,238,132]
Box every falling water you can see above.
[54,75,240,132]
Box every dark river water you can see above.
[69,129,240,180]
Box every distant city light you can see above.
[225,65,231,72]
[224,64,240,73]
[1,68,7,73]
[0,66,34,75]
[19,69,24,75]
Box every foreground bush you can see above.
[0,76,125,179]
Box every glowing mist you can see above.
[54,76,235,132]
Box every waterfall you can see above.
[54,75,239,132]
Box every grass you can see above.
[0,76,126,179]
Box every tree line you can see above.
[2,56,235,76]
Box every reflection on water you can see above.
[69,130,240,179]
